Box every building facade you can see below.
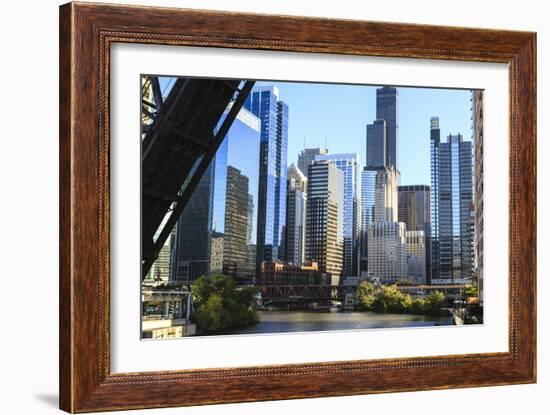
[367,222,408,283]
[244,86,289,267]
[472,90,484,304]
[374,166,399,223]
[430,117,474,284]
[365,86,399,170]
[360,167,377,274]
[315,153,360,277]
[406,230,426,284]
[366,119,386,168]
[297,147,329,180]
[398,185,431,283]
[171,165,214,282]
[361,164,402,275]
[284,164,308,266]
[305,161,345,278]
[169,106,261,284]
[211,108,261,283]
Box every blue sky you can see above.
[155,76,473,186]
[256,81,473,186]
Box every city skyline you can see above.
[256,80,472,185]
[142,76,483,339]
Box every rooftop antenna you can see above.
[324,134,328,151]
[303,136,306,150]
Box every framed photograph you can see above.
[59,2,536,412]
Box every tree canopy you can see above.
[191,274,259,334]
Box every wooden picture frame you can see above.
[59,2,536,412]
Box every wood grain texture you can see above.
[59,2,537,412]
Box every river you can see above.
[222,310,453,335]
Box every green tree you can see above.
[410,298,426,314]
[424,291,445,315]
[192,275,259,334]
[463,284,478,299]
[372,285,412,314]
[356,281,376,310]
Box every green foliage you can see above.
[371,285,412,314]
[463,284,478,299]
[356,281,445,316]
[356,281,376,310]
[424,291,445,315]
[192,275,259,334]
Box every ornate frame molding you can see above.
[60,2,536,412]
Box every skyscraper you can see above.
[398,185,431,283]
[376,86,399,170]
[472,90,484,304]
[363,166,407,283]
[374,166,399,223]
[244,86,289,266]
[305,160,344,277]
[315,153,360,277]
[171,106,261,283]
[406,230,426,284]
[298,147,329,180]
[366,86,398,170]
[171,165,214,282]
[430,117,474,284]
[367,222,408,283]
[284,164,307,266]
[366,119,386,168]
[211,108,261,282]
[360,167,377,273]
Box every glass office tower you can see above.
[430,116,474,283]
[315,153,360,277]
[360,167,377,274]
[398,185,431,283]
[244,86,289,267]
[171,165,214,282]
[171,106,261,284]
[211,108,261,283]
[376,86,399,170]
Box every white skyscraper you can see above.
[315,153,360,277]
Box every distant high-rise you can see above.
[376,86,399,170]
[315,153,360,277]
[305,161,344,277]
[284,164,308,266]
[367,222,408,283]
[398,185,431,283]
[430,118,474,283]
[244,86,289,267]
[360,166,402,279]
[366,86,398,170]
[360,167,377,273]
[171,165,214,282]
[472,90,484,303]
[145,225,175,283]
[406,230,426,284]
[374,166,399,223]
[360,163,407,284]
[366,120,386,167]
[298,147,329,180]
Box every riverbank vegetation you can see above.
[356,281,445,316]
[191,275,259,334]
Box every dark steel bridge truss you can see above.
[141,76,255,279]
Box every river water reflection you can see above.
[223,310,453,335]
